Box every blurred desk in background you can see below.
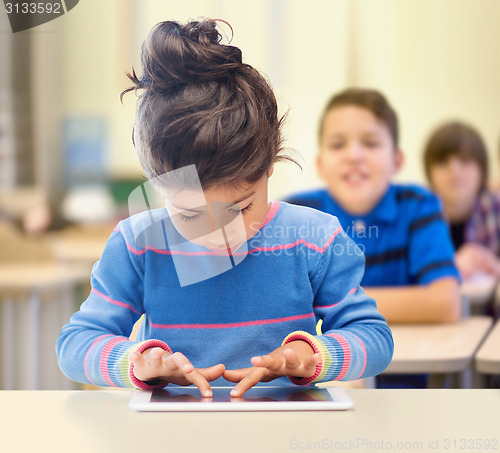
[384,316,493,388]
[475,320,500,375]
[0,187,46,219]
[0,263,89,390]
[47,224,112,267]
[461,273,497,315]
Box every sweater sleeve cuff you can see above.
[128,339,173,390]
[282,331,326,385]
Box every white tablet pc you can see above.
[129,385,354,412]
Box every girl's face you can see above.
[429,155,482,214]
[164,171,272,252]
[317,106,403,215]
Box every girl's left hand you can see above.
[223,340,321,397]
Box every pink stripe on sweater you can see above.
[117,214,342,258]
[92,288,142,315]
[315,287,356,309]
[100,337,129,387]
[84,334,113,385]
[151,312,314,329]
[352,333,367,380]
[241,226,342,256]
[326,333,351,380]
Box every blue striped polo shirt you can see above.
[285,184,460,286]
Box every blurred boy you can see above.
[286,88,461,324]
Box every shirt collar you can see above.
[368,184,398,223]
[326,184,397,224]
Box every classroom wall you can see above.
[29,0,500,202]
[348,0,500,187]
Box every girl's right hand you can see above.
[128,348,225,397]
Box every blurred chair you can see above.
[0,218,89,390]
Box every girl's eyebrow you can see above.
[170,191,256,212]
[231,191,256,205]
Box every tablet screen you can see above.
[151,386,332,403]
[129,386,354,411]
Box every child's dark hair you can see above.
[318,88,399,149]
[121,19,298,189]
[423,121,489,192]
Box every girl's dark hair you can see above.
[423,121,489,192]
[121,19,298,189]
[318,88,399,149]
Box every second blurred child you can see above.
[423,121,500,280]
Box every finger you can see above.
[303,353,321,373]
[167,353,212,397]
[168,351,194,374]
[282,348,301,369]
[223,368,252,383]
[251,354,284,371]
[150,347,165,359]
[141,347,169,371]
[308,353,321,366]
[183,369,213,398]
[128,350,142,365]
[128,351,149,381]
[198,363,226,382]
[230,368,268,398]
[282,350,320,376]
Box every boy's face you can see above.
[429,155,482,213]
[164,171,272,253]
[317,106,403,215]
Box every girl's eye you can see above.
[327,143,344,150]
[179,213,199,222]
[240,203,253,214]
[231,203,254,215]
[364,141,380,148]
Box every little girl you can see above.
[56,19,393,397]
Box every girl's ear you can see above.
[267,164,275,178]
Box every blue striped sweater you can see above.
[56,201,394,389]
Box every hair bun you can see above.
[135,19,247,93]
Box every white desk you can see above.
[0,263,89,390]
[384,316,493,387]
[0,390,498,453]
[475,320,500,375]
